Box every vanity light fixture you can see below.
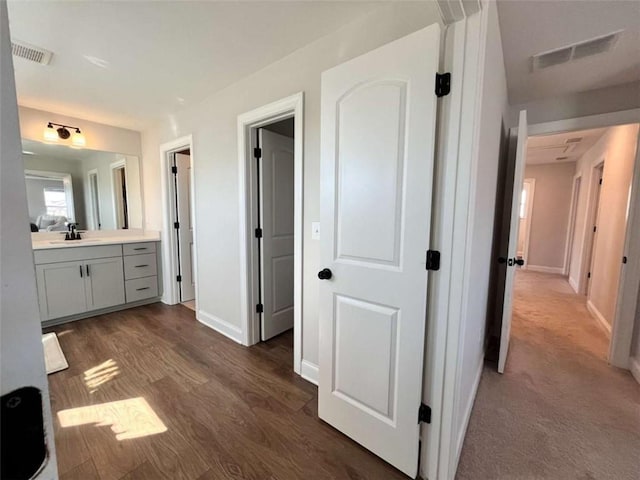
[43,122,86,148]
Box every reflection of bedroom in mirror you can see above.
[23,139,142,232]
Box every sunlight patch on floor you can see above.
[57,397,167,440]
[84,359,120,393]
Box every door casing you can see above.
[237,93,305,376]
[159,135,198,308]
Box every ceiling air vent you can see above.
[11,40,53,65]
[532,47,572,70]
[531,30,622,71]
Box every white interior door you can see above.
[175,152,195,302]
[498,110,528,373]
[318,25,440,478]
[259,129,295,341]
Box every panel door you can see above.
[498,110,528,373]
[319,25,440,477]
[85,257,125,311]
[36,261,87,320]
[175,152,196,302]
[259,129,295,341]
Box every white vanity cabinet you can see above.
[34,241,160,325]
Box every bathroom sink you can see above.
[48,239,103,245]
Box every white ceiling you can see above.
[526,127,608,165]
[7,1,390,131]
[497,0,640,105]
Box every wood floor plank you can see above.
[59,458,99,480]
[45,303,405,479]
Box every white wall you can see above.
[79,152,143,230]
[19,106,142,156]
[523,162,575,270]
[508,80,640,127]
[632,285,640,382]
[569,125,639,323]
[590,125,638,325]
[0,1,58,477]
[140,3,443,366]
[453,0,509,470]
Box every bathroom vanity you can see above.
[32,236,161,326]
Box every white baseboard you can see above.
[300,359,319,385]
[453,357,484,474]
[568,276,579,293]
[526,265,564,275]
[197,310,243,344]
[586,300,611,336]
[630,356,640,385]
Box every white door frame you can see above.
[564,173,581,279]
[516,108,640,369]
[520,178,535,267]
[86,168,101,230]
[237,92,304,374]
[583,160,605,298]
[110,159,127,229]
[159,135,198,308]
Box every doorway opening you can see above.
[172,148,196,309]
[111,161,129,229]
[159,135,198,311]
[237,93,304,377]
[497,113,640,376]
[87,169,102,230]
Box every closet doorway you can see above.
[159,136,198,311]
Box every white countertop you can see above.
[32,231,161,250]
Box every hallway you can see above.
[457,271,640,480]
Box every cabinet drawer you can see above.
[123,253,157,280]
[125,276,158,302]
[123,242,156,256]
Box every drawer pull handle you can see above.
[136,287,150,291]
[133,247,147,251]
[134,264,149,268]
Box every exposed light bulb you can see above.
[43,124,58,143]
[71,130,86,148]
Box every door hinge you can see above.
[587,272,591,279]
[174,221,180,229]
[599,178,603,185]
[435,72,451,97]
[176,275,182,282]
[256,303,264,313]
[593,226,597,233]
[426,250,440,271]
[255,227,263,238]
[254,147,262,159]
[418,403,431,424]
[623,256,628,264]
[171,165,177,174]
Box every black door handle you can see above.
[318,268,332,280]
[514,258,525,266]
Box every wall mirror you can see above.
[22,139,142,232]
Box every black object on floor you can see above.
[1,386,48,479]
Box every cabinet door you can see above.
[85,257,125,310]
[36,261,87,320]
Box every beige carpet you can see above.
[456,271,640,480]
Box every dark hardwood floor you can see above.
[45,304,405,480]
